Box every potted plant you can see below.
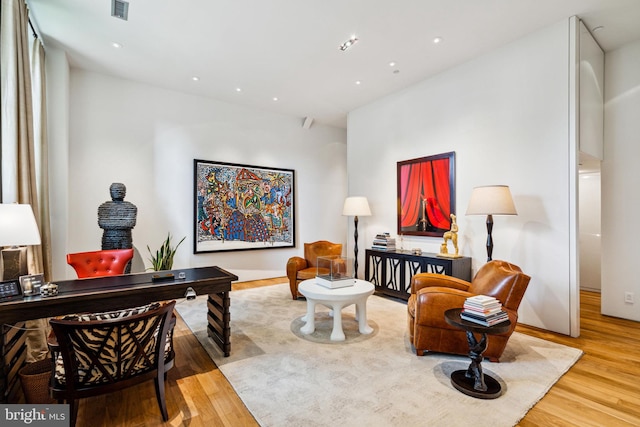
[147,233,186,271]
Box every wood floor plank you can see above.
[62,283,640,426]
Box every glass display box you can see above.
[315,255,355,288]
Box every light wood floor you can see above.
[72,279,640,427]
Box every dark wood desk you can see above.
[0,266,237,402]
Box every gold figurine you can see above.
[438,214,462,258]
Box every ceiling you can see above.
[27,0,640,129]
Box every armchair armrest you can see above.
[286,256,308,281]
[410,273,471,294]
[414,287,473,328]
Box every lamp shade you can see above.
[342,197,371,216]
[0,204,42,246]
[466,185,517,216]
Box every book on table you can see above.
[460,310,509,326]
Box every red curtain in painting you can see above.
[399,158,451,230]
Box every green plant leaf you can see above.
[147,232,186,271]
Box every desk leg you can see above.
[207,291,231,357]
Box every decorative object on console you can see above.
[371,232,395,251]
[98,183,137,273]
[397,152,455,238]
[438,214,462,258]
[0,204,41,281]
[315,256,354,289]
[466,185,517,262]
[194,159,294,253]
[147,233,185,271]
[40,283,58,297]
[342,196,371,279]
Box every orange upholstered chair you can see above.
[286,240,343,299]
[407,260,530,362]
[66,249,134,278]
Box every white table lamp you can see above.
[0,204,41,280]
[466,186,517,262]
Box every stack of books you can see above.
[372,233,396,251]
[461,295,509,326]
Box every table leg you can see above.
[465,331,487,391]
[450,330,503,399]
[330,303,346,341]
[300,299,316,335]
[355,300,373,334]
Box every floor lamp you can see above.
[0,204,42,280]
[466,185,517,262]
[342,197,371,279]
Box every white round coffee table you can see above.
[298,279,375,341]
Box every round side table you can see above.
[444,308,511,399]
[298,279,374,341]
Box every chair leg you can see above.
[154,373,169,421]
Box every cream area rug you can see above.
[175,284,582,427]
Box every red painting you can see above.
[397,152,455,237]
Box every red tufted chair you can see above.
[66,249,134,278]
[407,260,530,362]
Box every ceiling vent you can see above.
[111,0,129,21]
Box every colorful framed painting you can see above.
[397,151,455,237]
[194,159,295,253]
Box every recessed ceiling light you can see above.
[433,36,443,44]
[236,87,242,92]
[112,42,122,48]
[355,80,361,85]
[192,76,200,81]
[389,61,396,67]
[273,97,279,101]
[339,35,359,51]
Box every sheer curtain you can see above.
[1,0,52,362]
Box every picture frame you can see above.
[397,151,456,237]
[194,159,295,253]
[19,274,44,296]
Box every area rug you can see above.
[175,284,582,427]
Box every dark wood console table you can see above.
[364,249,471,300]
[0,266,237,403]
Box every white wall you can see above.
[48,68,347,282]
[348,20,576,334]
[602,39,640,321]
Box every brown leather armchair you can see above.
[407,260,530,362]
[286,240,342,299]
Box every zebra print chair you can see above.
[47,300,176,426]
